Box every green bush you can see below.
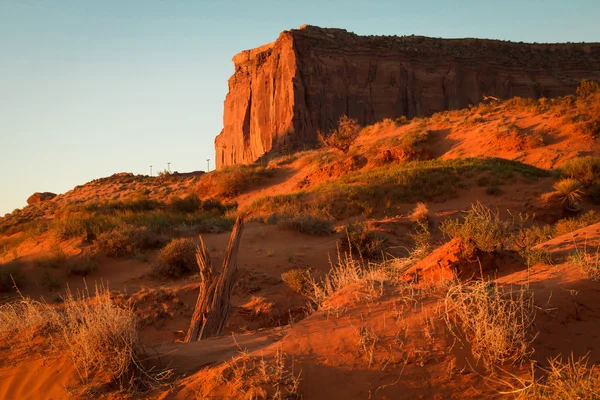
[553,211,600,237]
[154,238,197,278]
[560,156,600,186]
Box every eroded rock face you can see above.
[215,25,600,168]
[27,192,57,205]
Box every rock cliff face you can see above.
[215,25,600,168]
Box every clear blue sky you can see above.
[1,0,599,216]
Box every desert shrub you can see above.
[569,248,600,281]
[443,280,535,369]
[485,185,502,196]
[580,117,600,136]
[553,178,584,210]
[399,122,430,150]
[59,287,143,385]
[410,202,430,222]
[154,238,196,278]
[94,224,154,257]
[52,213,116,241]
[318,115,361,153]
[440,202,513,253]
[276,214,335,235]
[200,198,227,213]
[0,262,21,292]
[281,268,311,293]
[34,244,67,269]
[553,210,600,237]
[409,220,432,259]
[576,79,600,99]
[197,165,274,198]
[170,193,201,213]
[561,156,600,186]
[341,222,387,259]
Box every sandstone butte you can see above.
[214,25,600,168]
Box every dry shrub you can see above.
[281,268,311,293]
[60,287,140,384]
[561,156,600,186]
[553,210,600,237]
[341,222,388,259]
[94,224,153,257]
[308,250,393,307]
[209,347,302,399]
[410,202,430,222]
[318,115,361,153]
[0,286,152,388]
[443,280,536,369]
[440,202,513,253]
[276,214,335,235]
[154,237,196,277]
[568,247,600,281]
[553,178,584,211]
[0,297,57,342]
[519,354,600,399]
[169,193,201,213]
[197,165,274,198]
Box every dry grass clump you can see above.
[275,214,335,236]
[440,202,513,253]
[206,347,302,399]
[153,237,196,278]
[0,286,152,388]
[94,224,156,257]
[196,164,274,198]
[518,355,600,399]
[341,222,388,259]
[568,247,600,281]
[281,268,311,294]
[318,115,361,153]
[554,210,600,237]
[410,202,430,223]
[553,178,584,211]
[443,280,536,369]
[59,287,141,385]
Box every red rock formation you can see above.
[215,25,600,168]
[26,192,56,205]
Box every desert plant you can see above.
[409,220,432,259]
[440,202,513,253]
[516,354,600,399]
[318,115,361,153]
[410,202,430,223]
[197,165,274,198]
[569,247,600,281]
[94,224,153,257]
[276,214,335,235]
[341,222,387,259]
[154,237,196,278]
[170,193,201,213]
[59,286,144,385]
[561,156,600,186]
[553,210,600,237]
[576,79,600,99]
[553,178,584,211]
[281,268,311,294]
[443,280,536,369]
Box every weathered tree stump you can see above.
[185,215,244,342]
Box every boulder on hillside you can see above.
[27,192,57,205]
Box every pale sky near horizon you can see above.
[1,0,599,216]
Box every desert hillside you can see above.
[1,81,600,398]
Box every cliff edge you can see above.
[215,25,600,168]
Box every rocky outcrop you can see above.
[215,25,600,168]
[26,192,57,205]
